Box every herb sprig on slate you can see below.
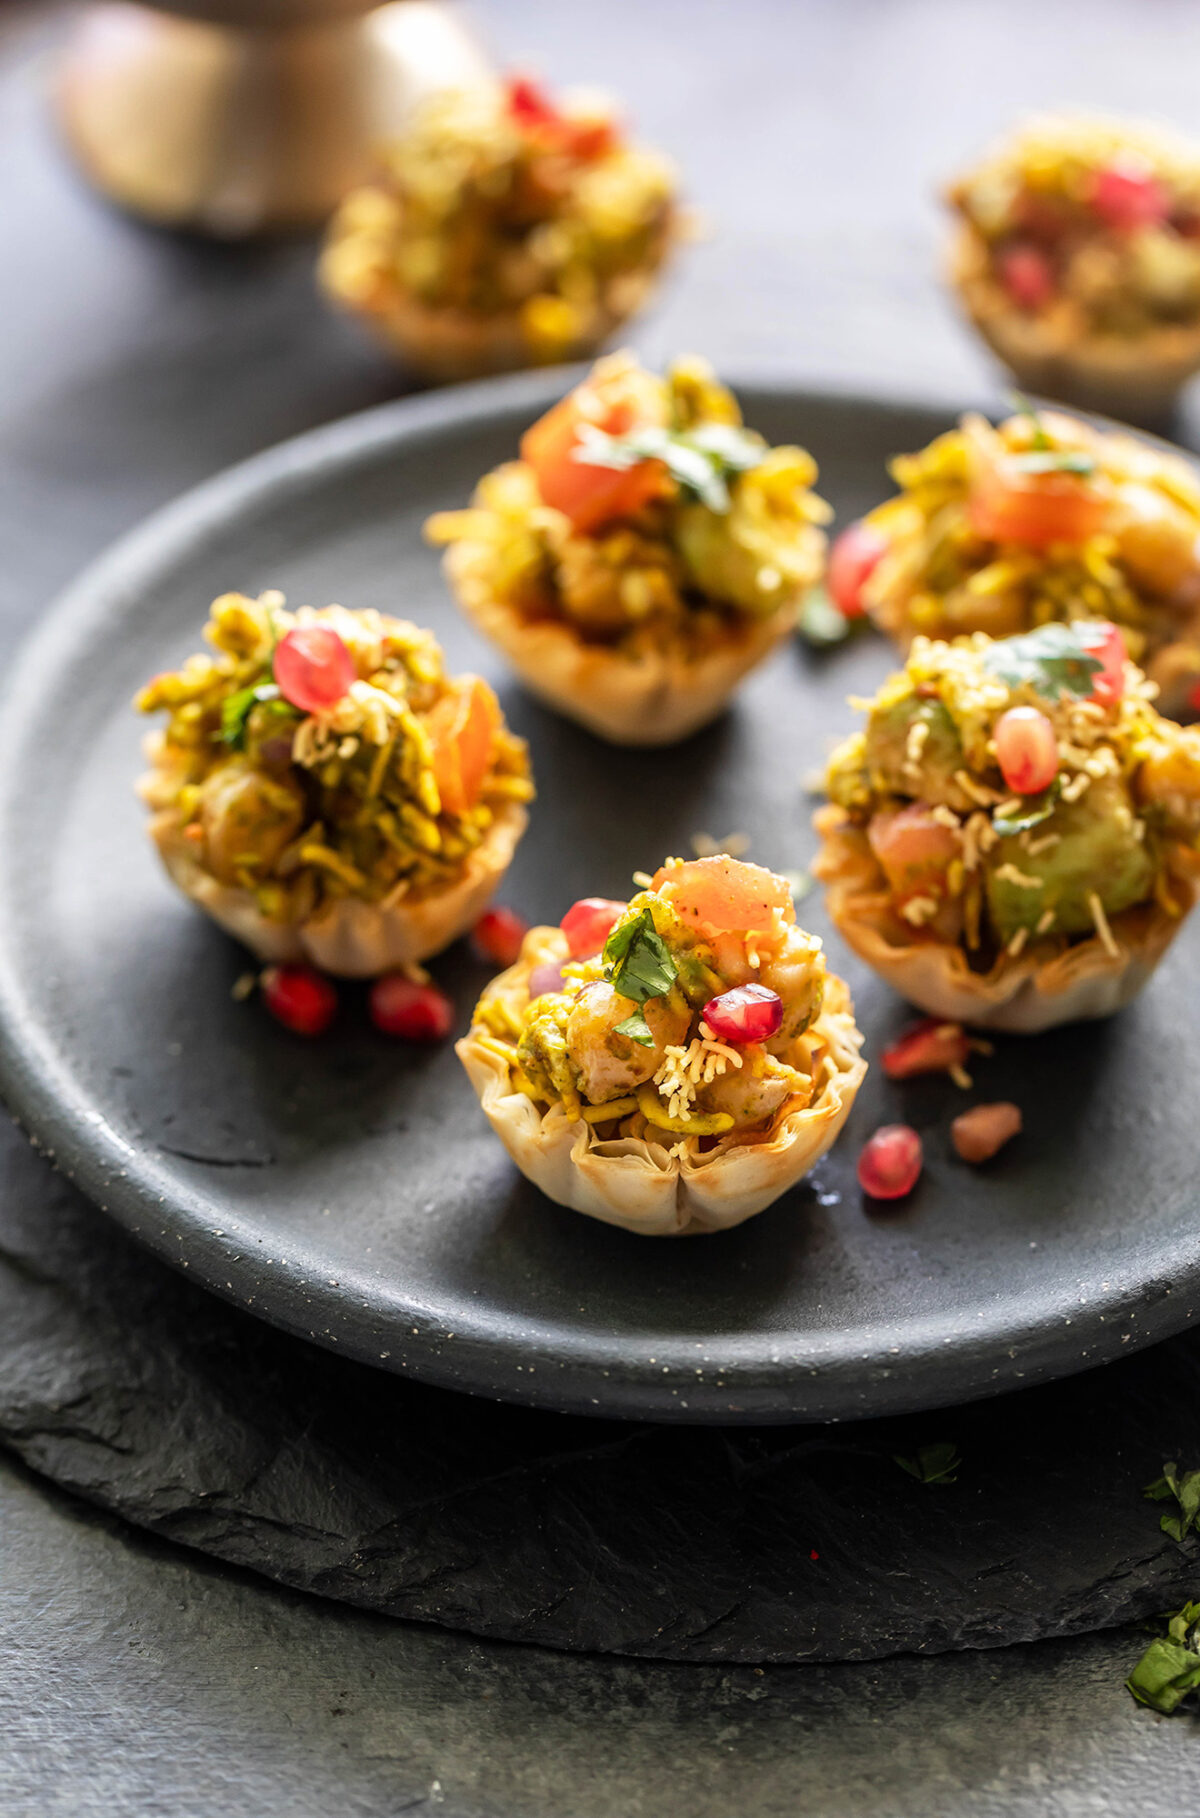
[572,420,765,514]
[603,907,678,1046]
[894,1441,961,1485]
[1145,1462,1200,1544]
[981,623,1103,702]
[1126,1602,1200,1713]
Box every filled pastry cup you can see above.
[428,352,829,746]
[816,622,1200,1032]
[945,114,1200,417]
[844,399,1200,719]
[136,592,533,978]
[457,855,867,1236]
[320,77,679,382]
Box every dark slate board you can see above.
[2,1117,1199,1665]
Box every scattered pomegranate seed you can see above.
[857,1124,923,1200]
[273,625,356,715]
[882,1019,970,1081]
[1091,156,1168,232]
[701,983,784,1045]
[994,705,1058,796]
[528,960,566,999]
[560,897,626,958]
[809,1549,820,1562]
[827,520,888,618]
[471,906,528,969]
[1075,619,1126,707]
[998,242,1055,310]
[368,975,453,1041]
[951,1101,1023,1164]
[261,963,338,1037]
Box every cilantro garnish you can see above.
[992,780,1061,837]
[894,1441,960,1485]
[604,907,678,1046]
[1012,450,1097,477]
[572,420,765,514]
[981,623,1103,702]
[1126,1602,1200,1713]
[1145,1462,1200,1543]
[220,680,282,749]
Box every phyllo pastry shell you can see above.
[457,855,866,1235]
[136,592,532,977]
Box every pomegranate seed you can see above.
[505,73,559,131]
[471,906,528,968]
[560,897,626,958]
[997,242,1055,310]
[952,1101,1023,1164]
[261,964,338,1037]
[994,705,1058,795]
[701,983,784,1045]
[881,1019,970,1081]
[857,1124,923,1200]
[368,975,453,1041]
[1075,620,1126,707]
[828,520,888,619]
[273,626,356,715]
[528,960,566,999]
[1091,156,1168,232]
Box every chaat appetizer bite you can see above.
[842,402,1200,718]
[947,115,1200,415]
[319,75,680,381]
[427,352,831,744]
[457,855,866,1236]
[815,620,1200,1031]
[136,591,533,976]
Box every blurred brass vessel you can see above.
[57,0,489,236]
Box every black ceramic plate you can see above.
[0,372,1197,1425]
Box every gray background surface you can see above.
[6,0,1200,1811]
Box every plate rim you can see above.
[1,369,1196,1425]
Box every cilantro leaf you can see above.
[572,421,765,515]
[603,907,678,1010]
[894,1441,960,1485]
[1127,1603,1200,1713]
[1009,391,1050,451]
[1144,1462,1200,1543]
[614,1008,655,1047]
[797,585,852,647]
[1012,449,1097,477]
[220,680,281,750]
[992,780,1061,837]
[981,623,1103,702]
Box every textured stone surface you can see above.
[3,1134,1200,1664]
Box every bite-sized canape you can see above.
[319,75,679,381]
[427,352,831,744]
[815,621,1200,1031]
[947,114,1200,415]
[845,402,1200,717]
[457,855,866,1235]
[136,591,533,976]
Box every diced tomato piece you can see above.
[867,806,960,907]
[649,856,795,936]
[857,1124,923,1199]
[261,964,338,1036]
[560,896,627,958]
[1075,619,1126,707]
[426,676,501,817]
[471,906,528,968]
[368,975,454,1041]
[520,361,670,532]
[828,520,888,618]
[967,453,1110,548]
[994,706,1058,796]
[882,1018,970,1081]
[997,243,1055,311]
[1090,156,1168,232]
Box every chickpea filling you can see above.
[950,116,1200,340]
[136,591,533,925]
[469,857,833,1152]
[860,405,1200,716]
[320,78,677,364]
[823,622,1200,966]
